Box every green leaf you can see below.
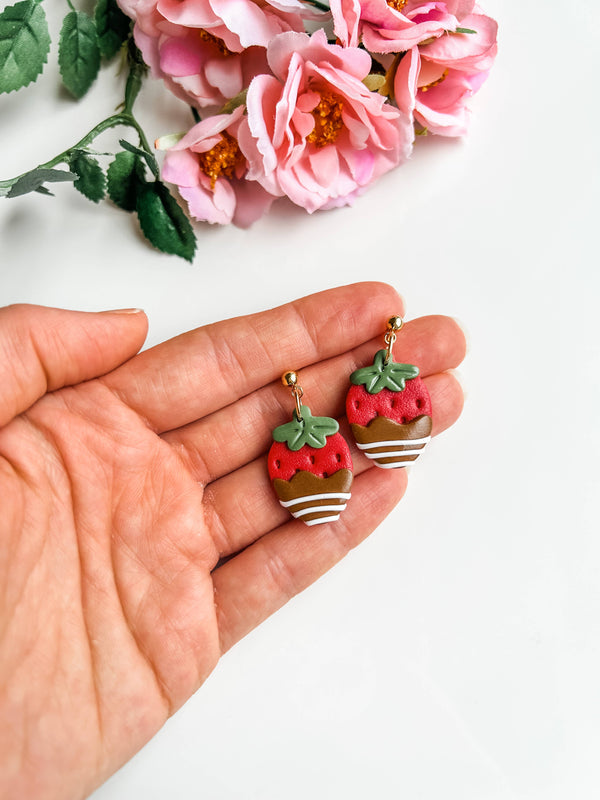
[106,150,147,212]
[136,182,196,262]
[123,41,147,112]
[6,168,77,198]
[69,151,106,202]
[0,0,51,94]
[272,406,339,452]
[455,27,477,35]
[218,88,247,115]
[94,0,131,60]
[119,138,159,179]
[362,74,386,92]
[350,350,419,394]
[58,10,101,99]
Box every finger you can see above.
[204,370,464,558]
[165,315,466,484]
[0,305,148,428]
[426,371,465,437]
[213,467,407,654]
[102,282,404,433]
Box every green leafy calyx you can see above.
[272,406,339,452]
[350,350,419,394]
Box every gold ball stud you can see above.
[387,315,403,332]
[281,370,299,388]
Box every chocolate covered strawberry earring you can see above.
[268,371,353,526]
[347,316,432,468]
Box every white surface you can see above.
[1,1,599,798]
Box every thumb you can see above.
[0,304,148,428]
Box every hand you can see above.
[0,283,465,800]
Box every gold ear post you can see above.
[281,371,304,421]
[384,315,403,364]
[282,371,299,388]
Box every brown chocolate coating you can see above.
[351,414,432,444]
[273,469,353,524]
[351,415,432,468]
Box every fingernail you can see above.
[101,308,144,314]
[449,367,468,405]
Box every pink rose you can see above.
[161,106,276,226]
[394,12,497,136]
[237,29,414,213]
[117,0,308,108]
[330,0,475,51]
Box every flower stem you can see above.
[0,59,153,191]
[303,0,330,12]
[0,113,152,190]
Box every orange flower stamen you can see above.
[420,69,449,92]
[198,29,234,56]
[306,91,345,149]
[387,0,408,11]
[198,132,244,189]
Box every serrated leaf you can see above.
[119,139,159,179]
[107,150,146,211]
[6,168,77,198]
[272,407,339,451]
[0,0,51,94]
[350,350,419,394]
[123,42,147,111]
[136,182,196,262]
[69,151,106,202]
[94,0,131,60]
[59,10,100,99]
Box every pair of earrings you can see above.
[267,316,433,526]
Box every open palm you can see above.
[0,283,465,800]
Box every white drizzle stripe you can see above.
[292,504,348,518]
[355,437,430,450]
[305,515,341,526]
[364,449,425,459]
[279,492,352,508]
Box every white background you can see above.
[1,0,599,797]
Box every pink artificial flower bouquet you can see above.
[129,0,498,226]
[0,0,497,258]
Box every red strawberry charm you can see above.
[268,372,353,526]
[347,317,432,468]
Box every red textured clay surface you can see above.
[268,433,353,482]
[346,377,432,427]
